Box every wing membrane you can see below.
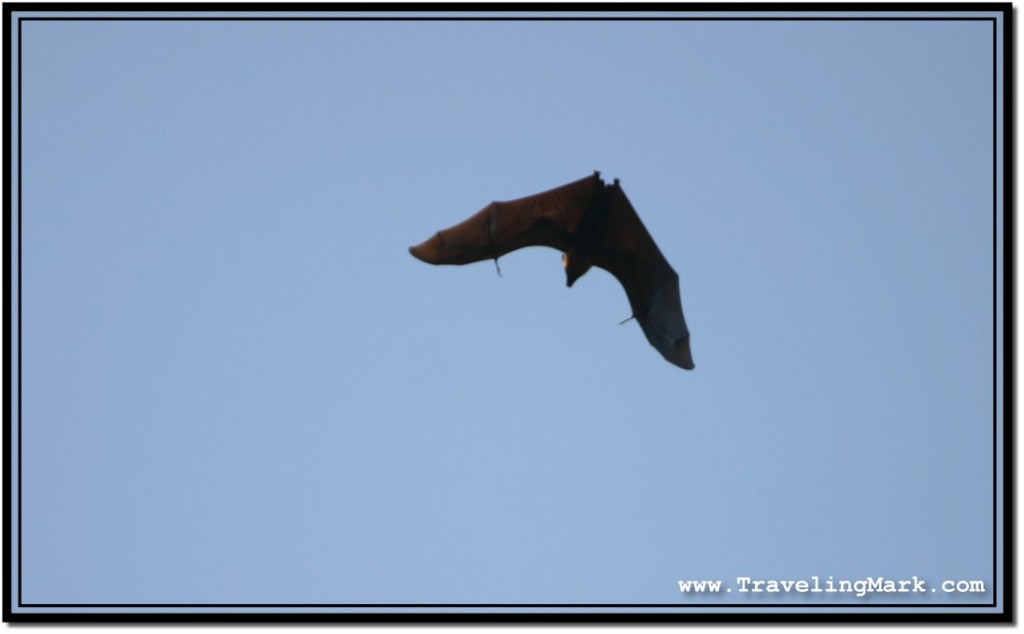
[409,174,600,265]
[593,183,694,370]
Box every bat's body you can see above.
[409,172,694,370]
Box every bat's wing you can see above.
[594,182,695,370]
[409,173,601,265]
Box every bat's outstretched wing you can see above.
[410,173,694,371]
[593,182,694,370]
[409,173,601,265]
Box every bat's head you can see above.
[562,252,593,288]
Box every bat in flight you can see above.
[409,172,694,370]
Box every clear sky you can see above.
[13,11,1005,613]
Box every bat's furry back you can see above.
[410,173,694,371]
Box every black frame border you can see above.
[3,2,1015,624]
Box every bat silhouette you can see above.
[409,172,694,370]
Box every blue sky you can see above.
[13,12,1005,613]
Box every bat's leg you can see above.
[619,315,636,325]
[486,208,502,277]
